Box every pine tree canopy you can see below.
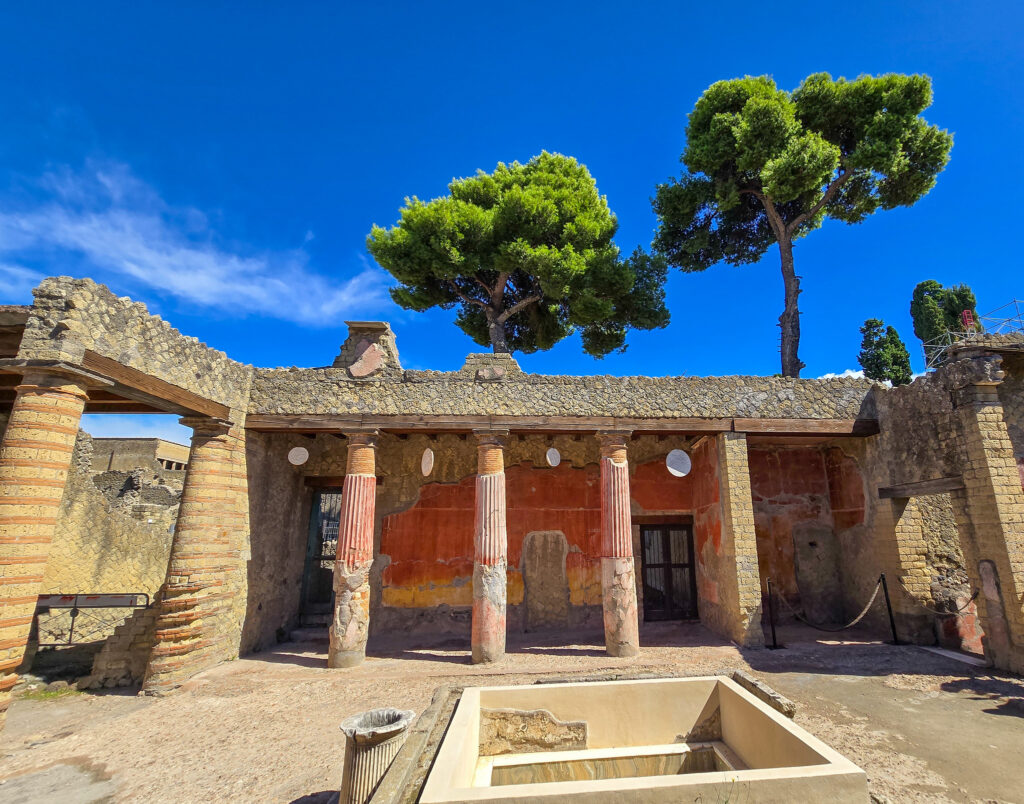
[858,318,913,385]
[653,72,952,377]
[367,152,669,356]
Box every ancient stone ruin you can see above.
[1,276,1023,722]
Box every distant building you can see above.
[89,438,190,473]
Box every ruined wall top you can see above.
[249,364,877,420]
[10,276,887,424]
[17,277,254,411]
[332,321,403,380]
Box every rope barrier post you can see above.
[766,577,780,650]
[880,573,900,645]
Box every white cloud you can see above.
[0,161,391,324]
[818,368,866,380]
[81,413,192,445]
[0,263,45,304]
[817,368,928,387]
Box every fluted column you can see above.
[0,373,87,722]
[328,431,378,668]
[598,431,639,657]
[472,430,507,664]
[143,416,248,694]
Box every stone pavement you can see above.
[1,622,1021,803]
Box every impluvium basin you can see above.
[421,676,867,803]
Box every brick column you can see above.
[948,359,1024,672]
[598,432,639,657]
[472,430,507,664]
[328,432,378,668]
[0,372,87,722]
[143,416,248,694]
[706,432,763,646]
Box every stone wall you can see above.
[239,431,311,654]
[997,354,1024,487]
[41,433,176,602]
[250,363,876,420]
[837,362,1013,649]
[90,438,190,473]
[18,277,254,411]
[29,432,178,680]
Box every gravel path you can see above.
[1,623,1021,803]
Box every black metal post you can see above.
[766,577,780,649]
[880,573,900,644]
[67,602,79,645]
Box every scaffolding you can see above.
[923,299,1024,369]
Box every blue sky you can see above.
[1,2,1021,442]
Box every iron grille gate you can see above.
[301,489,344,612]
[34,593,151,646]
[640,524,698,621]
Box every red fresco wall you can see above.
[690,439,721,608]
[379,442,865,622]
[747,446,865,605]
[748,447,833,603]
[380,455,701,612]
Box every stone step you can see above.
[300,612,331,627]
[289,627,329,643]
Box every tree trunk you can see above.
[777,236,804,378]
[488,315,509,354]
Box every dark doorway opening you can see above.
[640,523,698,621]
[300,489,343,615]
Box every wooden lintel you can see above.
[733,418,879,436]
[244,414,734,434]
[84,402,169,414]
[302,475,384,488]
[878,476,965,499]
[245,413,879,437]
[81,351,230,420]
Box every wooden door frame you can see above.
[636,517,698,622]
[300,487,344,614]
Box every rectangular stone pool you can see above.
[420,676,867,803]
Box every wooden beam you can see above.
[303,475,385,488]
[81,351,230,420]
[84,401,168,414]
[733,418,879,436]
[878,476,965,499]
[244,413,735,434]
[245,413,879,436]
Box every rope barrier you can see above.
[775,579,882,633]
[895,579,979,616]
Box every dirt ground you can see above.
[1,622,1022,804]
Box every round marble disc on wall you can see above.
[421,447,435,476]
[287,446,309,466]
[666,449,691,477]
[546,447,561,467]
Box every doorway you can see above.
[300,489,343,614]
[640,523,698,621]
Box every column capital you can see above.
[14,371,92,402]
[597,431,632,460]
[475,430,507,476]
[343,430,380,448]
[0,358,113,392]
[473,428,509,448]
[179,416,234,437]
